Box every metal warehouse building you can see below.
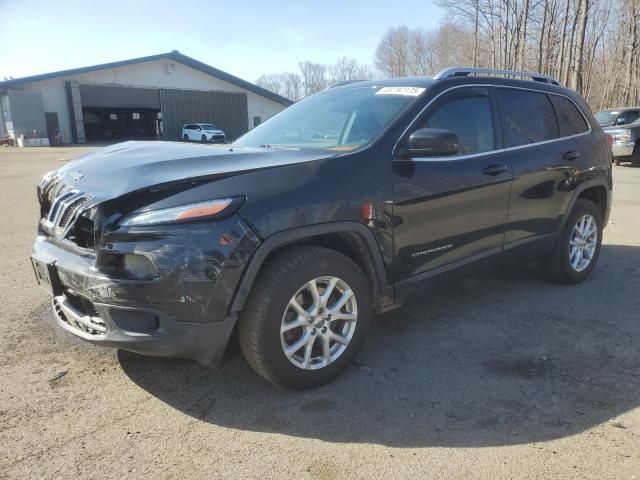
[0,51,292,145]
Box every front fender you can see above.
[230,221,393,313]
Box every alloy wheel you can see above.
[280,276,358,370]
[568,214,598,272]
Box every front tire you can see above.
[183,134,189,142]
[239,246,372,389]
[543,199,603,284]
[201,135,207,143]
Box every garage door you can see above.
[160,89,248,141]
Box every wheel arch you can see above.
[230,222,393,313]
[560,179,611,232]
[577,184,608,221]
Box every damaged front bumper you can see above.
[31,214,261,365]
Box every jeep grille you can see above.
[39,175,94,242]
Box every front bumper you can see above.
[612,141,635,158]
[32,214,260,365]
[206,133,226,143]
[51,292,237,364]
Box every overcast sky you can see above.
[0,0,444,83]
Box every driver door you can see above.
[392,86,513,283]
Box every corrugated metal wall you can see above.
[160,89,248,141]
[0,95,7,138]
[4,90,47,138]
[79,84,160,109]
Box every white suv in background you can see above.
[181,123,226,143]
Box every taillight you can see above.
[606,133,613,147]
[360,202,374,221]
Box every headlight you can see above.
[611,129,631,143]
[121,198,237,227]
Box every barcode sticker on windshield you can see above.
[375,87,425,96]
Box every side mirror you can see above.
[398,128,459,158]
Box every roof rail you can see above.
[433,67,560,86]
[326,80,367,89]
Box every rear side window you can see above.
[550,95,589,136]
[497,89,558,147]
[420,92,494,156]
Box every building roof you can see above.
[0,51,293,106]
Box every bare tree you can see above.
[374,22,474,77]
[298,61,329,96]
[255,73,283,96]
[329,57,373,82]
[256,57,373,101]
[621,0,640,104]
[434,0,640,109]
[256,72,304,101]
[282,73,303,102]
[570,0,590,91]
[374,25,412,77]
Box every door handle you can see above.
[562,150,581,161]
[481,164,508,176]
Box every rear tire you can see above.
[543,199,602,284]
[239,246,372,389]
[183,134,189,142]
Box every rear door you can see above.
[392,86,513,282]
[496,87,589,245]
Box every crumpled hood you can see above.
[55,141,330,201]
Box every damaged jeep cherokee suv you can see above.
[32,68,612,389]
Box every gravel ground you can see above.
[1,146,639,479]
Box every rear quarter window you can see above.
[550,95,589,137]
[497,88,558,147]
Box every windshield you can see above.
[234,85,424,151]
[595,110,618,126]
[201,124,218,130]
